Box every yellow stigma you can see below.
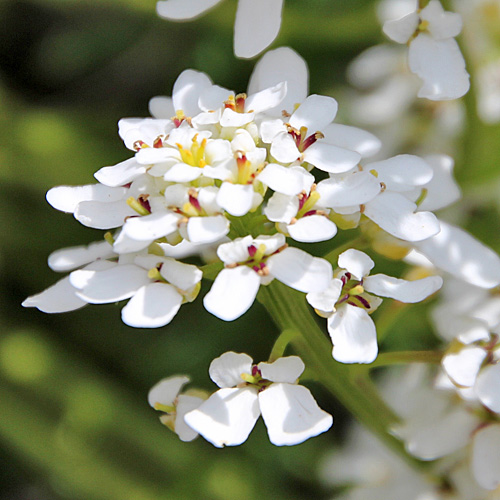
[297,191,321,218]
[126,196,150,216]
[154,402,176,413]
[177,134,207,167]
[348,284,365,296]
[253,244,267,262]
[418,19,430,31]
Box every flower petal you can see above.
[409,34,470,101]
[258,164,315,196]
[156,0,221,20]
[175,394,204,442]
[148,375,190,408]
[258,356,304,383]
[209,351,253,388]
[364,191,440,242]
[216,183,255,217]
[234,0,283,58]
[304,142,361,174]
[94,158,147,187]
[472,424,500,490]
[245,81,286,114]
[415,221,500,289]
[75,200,136,230]
[171,69,214,115]
[328,305,378,364]
[259,383,332,445]
[247,47,308,116]
[306,279,343,314]
[442,346,487,388]
[338,249,374,280]
[287,216,337,243]
[383,12,420,44]
[71,264,150,304]
[48,241,115,272]
[475,364,500,413]
[363,274,443,302]
[46,184,127,213]
[22,276,88,313]
[121,282,182,328]
[186,215,230,244]
[321,123,382,158]
[184,387,260,447]
[267,248,332,293]
[203,267,261,321]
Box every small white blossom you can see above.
[307,249,442,363]
[148,376,205,442]
[383,0,470,100]
[184,352,332,447]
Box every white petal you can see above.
[216,183,254,216]
[475,364,500,413]
[253,234,286,255]
[420,0,462,39]
[175,394,204,441]
[442,346,486,388]
[260,119,287,143]
[203,267,261,321]
[156,0,221,20]
[338,249,374,280]
[270,132,300,163]
[415,221,500,289]
[220,109,254,128]
[328,305,378,364]
[383,12,419,44]
[304,142,361,174]
[71,264,150,304]
[186,215,229,244]
[472,424,500,490]
[267,248,332,293]
[288,216,337,243]
[306,279,343,314]
[366,155,434,191]
[121,282,182,328]
[209,351,253,388]
[316,171,381,208]
[289,94,338,131]
[159,259,202,291]
[409,35,470,101]
[264,192,299,223]
[75,200,136,229]
[148,96,174,119]
[48,241,114,272]
[259,383,332,446]
[245,82,286,114]
[163,164,203,183]
[198,85,232,112]
[121,211,180,241]
[401,405,478,460]
[363,274,443,302]
[364,191,440,242]
[94,158,147,187]
[418,154,461,211]
[321,123,382,158]
[171,69,213,115]
[234,0,283,58]
[184,387,259,447]
[258,356,304,383]
[22,276,87,313]
[216,235,254,265]
[46,184,127,213]
[258,164,314,196]
[148,375,190,408]
[247,47,308,116]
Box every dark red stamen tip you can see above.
[353,295,370,309]
[137,194,151,213]
[247,245,257,257]
[252,366,261,377]
[189,194,202,212]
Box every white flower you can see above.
[184,352,332,446]
[148,376,205,442]
[306,249,443,363]
[69,255,202,328]
[156,0,284,59]
[203,234,332,321]
[383,0,470,100]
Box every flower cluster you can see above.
[149,352,333,447]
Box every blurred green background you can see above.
[2,0,500,498]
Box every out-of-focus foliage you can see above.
[1,0,500,499]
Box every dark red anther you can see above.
[153,136,163,148]
[237,154,248,169]
[252,365,261,377]
[137,194,151,213]
[189,193,202,213]
[247,245,257,257]
[133,140,147,151]
[345,272,352,280]
[299,132,319,152]
[353,295,371,309]
[302,209,317,218]
[235,94,246,114]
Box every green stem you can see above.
[257,281,430,471]
[366,350,443,370]
[268,328,299,362]
[374,301,410,342]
